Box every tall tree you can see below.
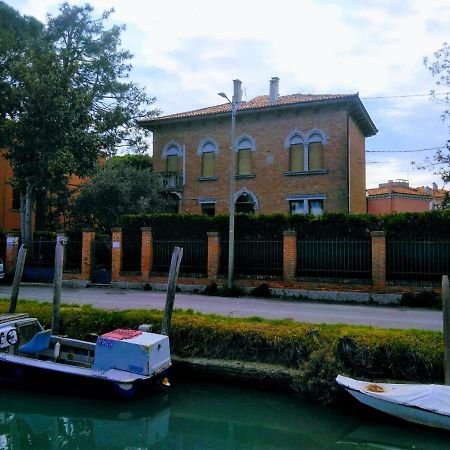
[424,42,450,182]
[0,2,158,248]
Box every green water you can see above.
[0,382,448,449]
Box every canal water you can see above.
[0,382,448,449]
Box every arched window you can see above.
[197,139,218,178]
[236,136,255,176]
[284,128,327,172]
[162,142,182,173]
[288,134,305,172]
[235,193,255,214]
[307,132,324,171]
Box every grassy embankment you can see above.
[0,299,443,405]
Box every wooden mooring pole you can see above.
[52,235,66,335]
[443,275,450,385]
[8,244,27,313]
[161,247,183,336]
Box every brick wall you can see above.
[153,105,357,215]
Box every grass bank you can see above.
[0,299,443,404]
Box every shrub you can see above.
[400,291,442,309]
[251,283,272,298]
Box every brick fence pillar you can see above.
[283,230,297,281]
[111,228,122,282]
[81,228,95,281]
[141,227,152,280]
[207,232,220,280]
[371,231,386,289]
[5,234,19,275]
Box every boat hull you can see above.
[0,357,169,400]
[337,375,450,432]
[347,388,450,431]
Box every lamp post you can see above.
[219,80,241,289]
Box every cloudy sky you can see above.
[7,0,450,189]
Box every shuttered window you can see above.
[238,149,252,175]
[167,155,178,172]
[308,142,323,170]
[289,144,304,171]
[202,152,215,177]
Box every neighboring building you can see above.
[0,149,103,231]
[0,153,21,230]
[367,179,448,214]
[141,77,377,216]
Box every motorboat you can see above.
[0,312,171,399]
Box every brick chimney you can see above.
[232,79,242,104]
[269,77,279,104]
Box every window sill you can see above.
[235,174,256,179]
[197,176,219,181]
[283,170,328,176]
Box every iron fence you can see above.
[296,238,372,279]
[387,239,450,283]
[22,238,56,282]
[219,240,283,277]
[63,240,82,273]
[121,239,141,272]
[152,240,207,276]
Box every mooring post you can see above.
[443,275,450,385]
[161,247,183,336]
[8,244,27,313]
[52,235,66,335]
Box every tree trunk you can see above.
[21,181,35,256]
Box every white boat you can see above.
[0,312,171,399]
[336,375,450,431]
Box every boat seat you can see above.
[18,329,52,355]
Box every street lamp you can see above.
[218,80,241,289]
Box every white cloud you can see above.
[5,0,450,188]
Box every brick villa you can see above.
[140,77,377,216]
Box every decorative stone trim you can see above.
[283,170,328,176]
[197,138,219,155]
[197,176,219,181]
[161,141,182,159]
[234,174,256,179]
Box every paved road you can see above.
[0,284,442,331]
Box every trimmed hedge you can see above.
[120,210,450,241]
[2,300,443,401]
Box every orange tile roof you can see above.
[143,93,354,122]
[367,185,447,198]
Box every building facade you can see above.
[367,179,448,214]
[141,78,377,216]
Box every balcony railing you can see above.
[157,172,184,191]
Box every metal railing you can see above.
[121,239,141,272]
[296,238,372,279]
[64,240,82,273]
[152,240,207,276]
[157,172,184,191]
[219,240,283,277]
[387,239,450,283]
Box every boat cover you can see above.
[336,375,450,417]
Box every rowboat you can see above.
[336,375,450,431]
[0,312,171,399]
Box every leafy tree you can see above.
[0,2,158,248]
[424,42,450,183]
[69,155,176,232]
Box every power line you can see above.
[361,92,450,100]
[366,146,446,153]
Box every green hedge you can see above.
[120,210,450,241]
[2,300,443,404]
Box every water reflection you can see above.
[0,382,448,449]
